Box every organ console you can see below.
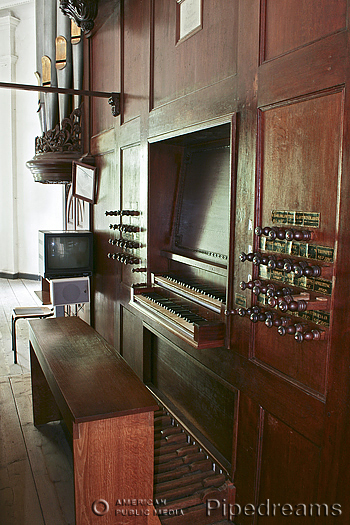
[130,122,234,350]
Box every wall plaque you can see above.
[177,0,202,43]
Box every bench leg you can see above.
[73,412,154,525]
[30,343,62,426]
[12,315,17,364]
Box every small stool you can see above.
[12,307,54,364]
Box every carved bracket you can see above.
[35,107,82,154]
[108,93,121,117]
[59,0,99,34]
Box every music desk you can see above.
[28,316,159,525]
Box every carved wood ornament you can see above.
[59,0,99,33]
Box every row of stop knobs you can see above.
[105,209,140,216]
[240,251,321,278]
[255,226,312,241]
[240,279,328,313]
[109,223,139,233]
[107,252,140,264]
[108,238,139,249]
[236,306,323,342]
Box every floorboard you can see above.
[0,278,74,525]
[0,377,45,525]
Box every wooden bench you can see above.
[28,316,159,525]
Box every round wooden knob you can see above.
[253,254,263,265]
[281,316,292,327]
[294,229,312,241]
[268,297,277,308]
[273,317,282,327]
[311,329,321,340]
[294,332,304,343]
[278,300,289,312]
[267,228,278,240]
[283,259,293,273]
[255,226,263,236]
[267,257,277,269]
[304,265,321,278]
[285,229,294,241]
[303,331,314,341]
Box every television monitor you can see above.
[39,230,93,279]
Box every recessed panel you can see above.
[150,332,236,464]
[91,9,120,136]
[257,412,320,524]
[174,142,230,263]
[253,90,344,394]
[260,91,343,246]
[262,0,347,62]
[153,0,238,107]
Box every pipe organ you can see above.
[61,1,350,523]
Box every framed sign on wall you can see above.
[72,161,97,204]
[176,0,203,44]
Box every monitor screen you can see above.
[47,236,90,270]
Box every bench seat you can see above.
[29,316,159,525]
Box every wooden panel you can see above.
[257,412,320,524]
[235,396,321,525]
[120,144,144,286]
[149,142,184,274]
[153,0,238,108]
[234,393,261,524]
[121,306,144,379]
[92,148,120,346]
[74,412,154,525]
[252,90,344,393]
[258,32,347,108]
[123,0,150,122]
[259,91,343,245]
[261,0,347,62]
[91,6,120,136]
[149,332,237,464]
[173,140,230,263]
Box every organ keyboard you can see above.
[132,274,226,349]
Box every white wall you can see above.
[0,0,64,278]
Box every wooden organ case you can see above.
[88,1,350,523]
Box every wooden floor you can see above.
[0,278,75,525]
